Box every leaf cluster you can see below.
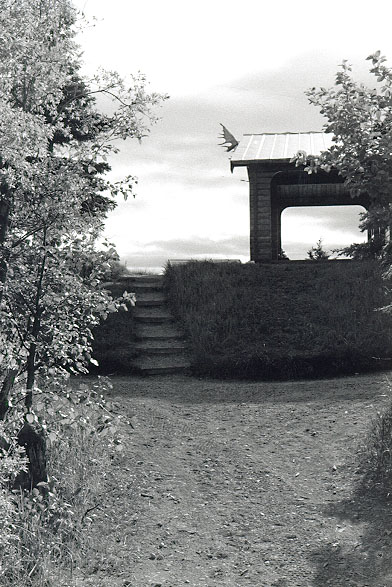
[307,238,330,261]
[292,52,392,204]
[0,0,167,392]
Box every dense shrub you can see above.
[164,260,392,379]
[91,280,139,373]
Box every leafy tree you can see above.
[307,238,330,261]
[292,51,392,256]
[0,0,167,487]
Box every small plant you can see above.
[307,238,330,261]
[278,248,289,260]
[362,401,392,496]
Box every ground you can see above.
[73,372,392,587]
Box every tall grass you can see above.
[361,396,392,497]
[164,260,392,379]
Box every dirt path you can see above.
[80,372,392,587]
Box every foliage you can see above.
[360,396,392,498]
[0,377,128,586]
[1,237,125,379]
[165,260,392,379]
[336,239,385,261]
[0,0,166,396]
[7,376,125,449]
[278,248,289,260]
[335,206,392,260]
[0,420,28,580]
[0,1,165,581]
[293,52,392,200]
[106,257,130,280]
[291,51,392,261]
[0,5,166,575]
[307,238,330,261]
[91,280,138,375]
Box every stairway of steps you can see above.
[119,274,191,375]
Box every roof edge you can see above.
[241,131,329,136]
[231,158,295,171]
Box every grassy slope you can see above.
[164,260,392,379]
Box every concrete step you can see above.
[119,275,164,292]
[130,285,164,295]
[135,340,188,355]
[100,273,191,375]
[117,274,191,375]
[135,299,166,308]
[136,323,186,340]
[134,309,174,324]
[134,354,191,375]
[134,292,166,307]
[120,274,163,282]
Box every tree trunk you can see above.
[14,420,48,491]
[0,198,10,285]
[0,368,16,419]
[25,341,37,410]
[16,246,47,490]
[17,340,48,491]
[0,198,13,418]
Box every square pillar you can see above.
[271,206,283,261]
[247,168,276,262]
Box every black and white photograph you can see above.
[1,1,392,585]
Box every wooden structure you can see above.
[230,132,370,262]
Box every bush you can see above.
[307,238,330,261]
[0,377,126,586]
[91,281,138,373]
[361,402,392,497]
[164,260,392,379]
[0,425,28,583]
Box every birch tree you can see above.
[0,0,167,487]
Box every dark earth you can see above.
[71,371,392,587]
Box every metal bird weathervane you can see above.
[219,123,239,152]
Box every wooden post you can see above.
[247,167,277,262]
[271,206,283,261]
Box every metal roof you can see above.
[231,132,333,165]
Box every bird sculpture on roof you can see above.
[219,123,239,152]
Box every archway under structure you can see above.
[281,205,367,259]
[230,132,370,262]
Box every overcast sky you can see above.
[74,0,392,271]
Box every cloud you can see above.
[145,235,249,256]
[98,51,373,269]
[109,53,341,196]
[121,235,250,272]
[69,0,392,271]
[282,206,366,258]
[282,205,366,235]
[107,51,355,200]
